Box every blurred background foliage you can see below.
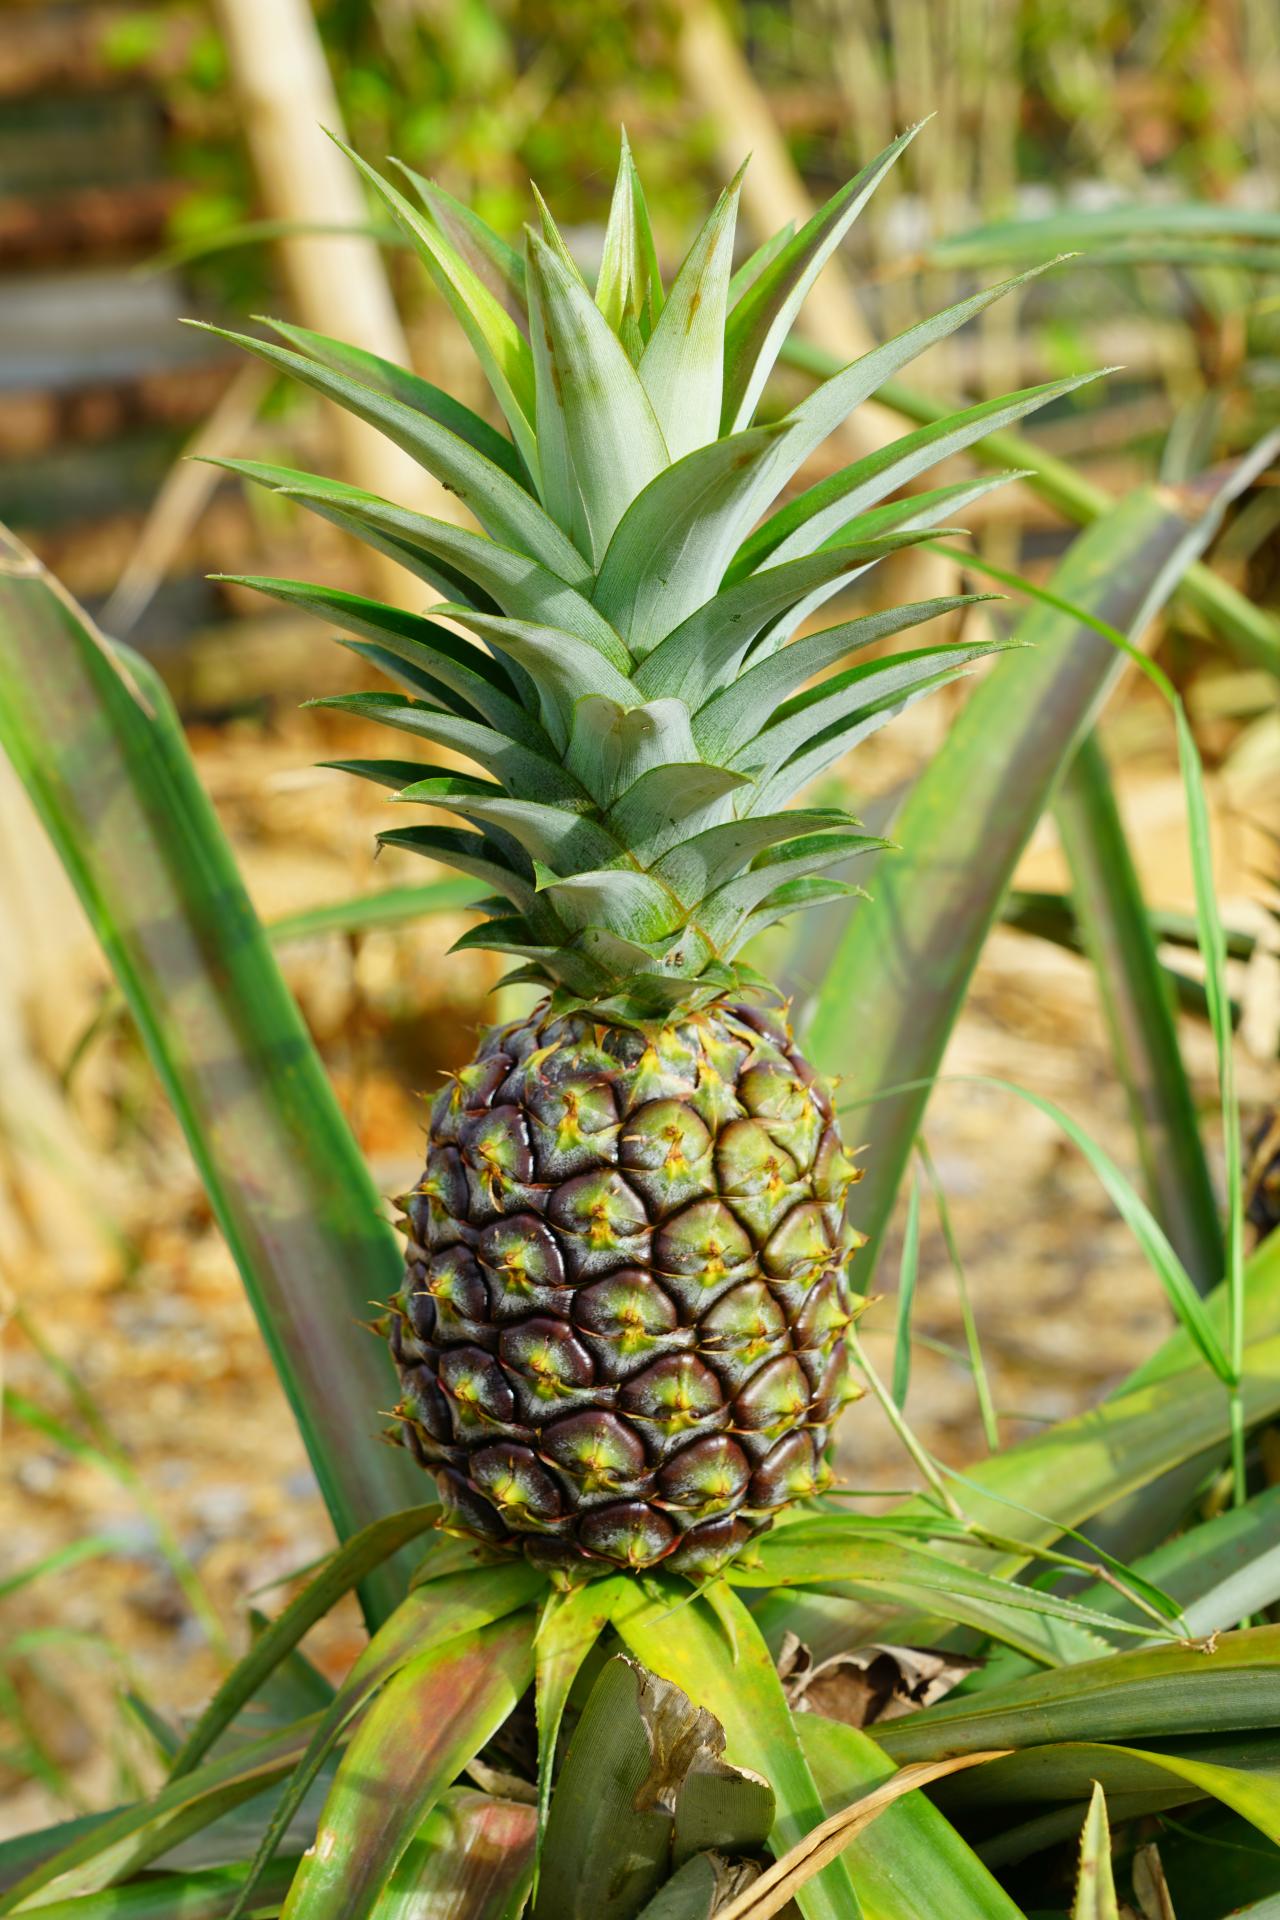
[2,0,1279,1841]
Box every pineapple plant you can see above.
[195,127,1095,1576]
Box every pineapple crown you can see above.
[197,127,1091,1022]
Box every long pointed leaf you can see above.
[1054,733,1224,1289]
[279,1611,537,1920]
[0,532,424,1626]
[805,454,1275,1268]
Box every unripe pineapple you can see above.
[390,1000,864,1573]
[210,127,1088,1571]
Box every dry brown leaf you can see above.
[1132,1841,1177,1920]
[778,1632,978,1729]
[710,1750,1011,1920]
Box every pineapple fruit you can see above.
[206,127,1089,1574]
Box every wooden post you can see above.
[211,0,463,599]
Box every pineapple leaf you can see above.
[606,762,749,866]
[693,595,995,762]
[376,824,537,909]
[394,776,625,872]
[614,1583,859,1920]
[531,181,590,285]
[261,318,531,487]
[591,425,788,657]
[313,692,587,806]
[697,831,882,946]
[526,232,670,565]
[435,608,638,752]
[333,637,484,716]
[274,1610,536,1920]
[538,868,685,942]
[398,167,529,320]
[220,1566,544,1920]
[533,1577,635,1861]
[722,121,924,432]
[650,809,864,902]
[746,662,1008,815]
[637,167,743,458]
[187,323,591,587]
[737,371,1110,577]
[633,529,950,705]
[322,756,446,793]
[566,696,701,806]
[738,259,1074,528]
[209,457,502,612]
[221,576,544,746]
[736,639,1015,775]
[735,877,864,947]
[595,129,662,337]
[754,472,1030,654]
[331,137,539,476]
[220,457,622,649]
[797,1715,1025,1920]
[727,220,795,306]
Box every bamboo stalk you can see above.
[211,0,462,601]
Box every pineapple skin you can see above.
[388,998,864,1574]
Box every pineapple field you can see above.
[2,3,1280,1917]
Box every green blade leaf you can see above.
[796,1715,1027,1920]
[261,319,531,487]
[526,231,670,565]
[694,600,995,764]
[805,455,1274,1270]
[595,129,662,336]
[0,1718,316,1911]
[782,339,1280,678]
[638,168,742,458]
[592,426,788,658]
[1072,1782,1120,1920]
[723,123,922,431]
[534,1576,633,1855]
[734,373,1106,579]
[0,532,424,1627]
[278,1611,537,1920]
[332,139,538,476]
[215,457,618,650]
[169,1507,444,1779]
[874,1627,1280,1765]
[533,1654,773,1920]
[1054,732,1224,1290]
[228,1564,544,1920]
[614,1581,860,1920]
[189,323,590,588]
[399,169,528,318]
[634,527,963,706]
[10,1858,303,1920]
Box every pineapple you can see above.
[205,127,1090,1574]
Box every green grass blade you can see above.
[614,1582,860,1920]
[168,1507,444,1779]
[796,1716,1027,1920]
[805,459,1271,1272]
[931,202,1280,267]
[278,1612,537,1920]
[0,1719,317,1911]
[0,532,425,1624]
[890,1169,921,1411]
[1055,732,1223,1288]
[874,1627,1280,1763]
[4,1858,303,1920]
